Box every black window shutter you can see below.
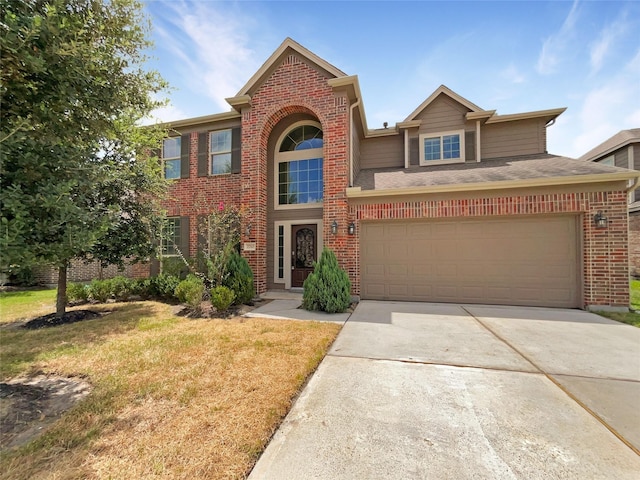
[409,137,419,166]
[231,127,241,173]
[197,132,209,177]
[180,216,190,257]
[465,131,475,162]
[180,133,190,178]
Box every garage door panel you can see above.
[360,216,580,308]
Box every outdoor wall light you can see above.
[348,221,356,235]
[593,211,608,229]
[331,220,338,235]
[245,223,252,236]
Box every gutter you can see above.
[626,176,640,193]
[346,171,640,199]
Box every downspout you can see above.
[349,99,361,187]
[626,176,640,194]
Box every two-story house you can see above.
[146,38,638,311]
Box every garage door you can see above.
[360,216,581,308]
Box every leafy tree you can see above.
[0,0,168,316]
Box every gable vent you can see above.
[283,54,299,66]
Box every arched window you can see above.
[275,122,323,207]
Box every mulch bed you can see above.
[22,310,102,330]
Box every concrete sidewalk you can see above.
[248,301,640,479]
[244,292,351,323]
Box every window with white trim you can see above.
[161,217,182,256]
[210,129,232,175]
[419,130,465,166]
[162,137,181,179]
[275,123,324,208]
[599,155,615,166]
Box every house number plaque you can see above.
[243,242,257,252]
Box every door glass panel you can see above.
[295,228,315,268]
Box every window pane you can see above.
[210,130,231,153]
[211,153,231,174]
[163,137,180,159]
[443,134,460,159]
[277,158,324,205]
[424,137,441,161]
[279,125,323,152]
[165,159,180,179]
[162,218,181,255]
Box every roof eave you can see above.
[484,107,566,124]
[156,110,241,129]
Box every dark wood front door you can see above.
[291,224,317,287]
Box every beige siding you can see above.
[614,148,629,169]
[352,118,361,183]
[360,135,404,169]
[481,118,546,158]
[416,94,470,134]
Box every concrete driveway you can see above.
[248,301,640,479]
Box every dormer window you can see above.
[419,130,465,166]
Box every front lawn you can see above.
[0,301,341,479]
[0,288,57,323]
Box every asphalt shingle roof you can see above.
[579,128,640,162]
[354,154,632,191]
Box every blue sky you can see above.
[145,0,640,159]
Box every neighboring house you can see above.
[145,38,638,311]
[579,128,640,278]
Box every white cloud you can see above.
[145,103,190,125]
[589,11,628,74]
[153,1,263,112]
[536,0,580,75]
[500,64,526,84]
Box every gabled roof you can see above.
[233,37,347,98]
[404,85,483,121]
[579,128,640,162]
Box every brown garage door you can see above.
[360,216,581,308]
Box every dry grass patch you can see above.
[0,289,57,324]
[0,301,341,479]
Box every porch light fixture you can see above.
[593,211,608,229]
[245,223,252,236]
[348,221,355,235]
[331,220,338,235]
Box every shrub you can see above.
[149,273,180,301]
[7,265,36,286]
[89,279,113,303]
[67,282,89,302]
[162,257,190,279]
[223,251,254,305]
[111,276,134,301]
[210,285,235,312]
[175,275,205,309]
[302,248,351,313]
[132,278,152,299]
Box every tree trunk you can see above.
[56,265,67,317]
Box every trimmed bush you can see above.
[302,248,351,313]
[132,278,152,299]
[111,276,134,302]
[223,251,254,305]
[88,279,113,303]
[210,285,235,312]
[67,282,89,302]
[162,257,190,279]
[175,275,205,309]
[149,273,180,301]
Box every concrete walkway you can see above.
[244,292,351,323]
[248,301,640,479]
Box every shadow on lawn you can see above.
[0,303,155,379]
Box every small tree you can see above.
[302,248,351,313]
[223,251,254,305]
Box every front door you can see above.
[291,224,317,287]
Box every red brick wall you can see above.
[239,53,350,294]
[630,211,639,278]
[164,131,242,257]
[33,260,134,285]
[349,190,630,309]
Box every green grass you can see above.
[0,289,57,323]
[597,280,640,327]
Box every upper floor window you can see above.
[210,129,232,175]
[163,137,181,179]
[275,123,324,209]
[599,155,615,167]
[419,130,465,166]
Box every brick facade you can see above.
[238,54,350,294]
[33,260,134,285]
[630,211,640,278]
[349,190,630,308]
